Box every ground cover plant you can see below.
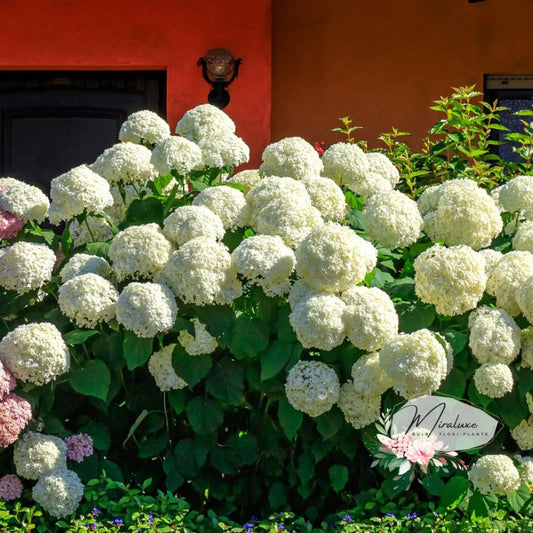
[0,86,531,529]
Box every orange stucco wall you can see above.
[271,0,533,150]
[0,0,271,166]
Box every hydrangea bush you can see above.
[0,95,532,523]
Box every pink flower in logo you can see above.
[405,439,444,466]
[377,432,412,457]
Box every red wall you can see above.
[0,0,271,166]
[271,0,533,149]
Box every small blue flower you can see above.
[386,512,395,517]
[342,514,353,522]
[278,526,286,531]
[113,517,123,526]
[406,512,418,519]
[148,510,154,522]
[86,524,98,531]
[92,508,101,517]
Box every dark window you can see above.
[485,75,533,163]
[0,71,166,193]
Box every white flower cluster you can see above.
[295,222,377,293]
[156,237,242,306]
[289,293,346,351]
[13,431,67,480]
[511,416,533,450]
[478,248,503,276]
[364,190,423,249]
[109,223,173,281]
[342,286,398,351]
[247,177,322,247]
[175,104,235,142]
[486,250,533,316]
[473,362,513,398]
[162,205,225,246]
[232,235,295,296]
[0,180,49,222]
[521,333,533,370]
[365,152,400,193]
[284,360,340,417]
[516,455,533,483]
[321,143,369,190]
[91,142,157,185]
[414,244,486,316]
[69,216,114,247]
[0,323,69,385]
[418,179,502,250]
[260,137,323,180]
[48,165,113,224]
[468,306,521,364]
[178,319,217,356]
[379,329,448,399]
[148,344,187,391]
[512,220,533,253]
[58,273,118,328]
[197,133,250,168]
[337,380,382,429]
[350,352,392,396]
[226,169,262,192]
[516,275,533,324]
[116,282,177,338]
[468,454,521,495]
[60,253,113,283]
[497,175,533,219]
[105,185,141,226]
[119,110,171,146]
[150,136,203,176]
[0,241,56,294]
[192,186,250,230]
[32,468,84,518]
[301,176,347,222]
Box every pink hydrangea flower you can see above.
[0,393,32,447]
[377,432,412,457]
[405,439,444,467]
[0,474,22,500]
[0,361,16,400]
[65,433,94,462]
[0,207,25,240]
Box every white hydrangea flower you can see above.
[232,235,295,296]
[341,286,399,351]
[365,152,400,191]
[498,175,533,219]
[58,273,118,328]
[516,455,533,483]
[364,190,423,249]
[13,432,67,480]
[155,237,242,306]
[32,469,84,518]
[468,455,521,495]
[104,185,141,226]
[150,136,203,176]
[473,362,513,398]
[521,334,533,370]
[116,282,177,338]
[0,322,70,385]
[301,176,347,222]
[288,280,321,310]
[91,142,157,185]
[0,177,24,189]
[486,250,533,316]
[516,275,533,324]
[0,242,56,294]
[468,306,521,364]
[284,360,340,417]
[119,110,171,146]
[178,319,217,356]
[260,137,323,180]
[512,220,533,253]
[247,176,310,213]
[379,329,448,399]
[60,253,113,283]
[295,222,377,293]
[48,165,113,224]
[414,244,486,316]
[0,181,49,223]
[148,344,187,391]
[197,133,250,168]
[109,223,173,282]
[512,416,533,450]
[175,104,236,142]
[289,293,346,351]
[337,380,382,429]
[321,142,369,189]
[350,352,392,396]
[418,179,502,250]
[226,169,262,192]
[192,185,250,230]
[69,216,114,247]
[478,248,503,277]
